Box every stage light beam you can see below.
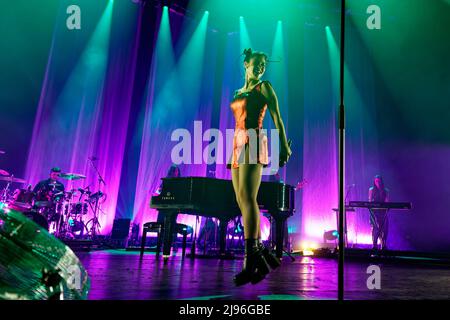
[325,26,375,246]
[239,16,252,52]
[176,10,209,108]
[132,0,177,226]
[25,1,115,234]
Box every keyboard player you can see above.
[368,175,389,250]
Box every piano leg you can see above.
[139,225,147,259]
[218,219,228,255]
[156,225,163,257]
[162,213,176,261]
[182,233,187,258]
[274,217,287,259]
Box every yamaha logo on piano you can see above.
[162,192,175,201]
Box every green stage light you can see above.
[145,0,177,125]
[151,0,175,80]
[62,0,113,91]
[272,18,284,58]
[325,26,340,97]
[326,25,367,127]
[239,16,252,53]
[152,7,209,120]
[268,15,288,130]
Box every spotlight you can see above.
[299,241,319,256]
[161,0,171,8]
[323,230,339,241]
[131,0,150,5]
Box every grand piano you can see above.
[150,177,296,258]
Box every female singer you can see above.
[228,48,292,286]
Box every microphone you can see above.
[88,156,99,161]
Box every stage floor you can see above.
[77,249,450,300]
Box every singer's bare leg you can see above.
[232,166,262,240]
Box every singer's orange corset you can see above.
[227,81,269,169]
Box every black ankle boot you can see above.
[258,241,281,270]
[234,239,270,286]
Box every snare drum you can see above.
[34,189,52,208]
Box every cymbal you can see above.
[0,169,10,176]
[0,176,26,184]
[0,150,5,155]
[59,173,86,180]
[0,206,90,299]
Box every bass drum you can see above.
[65,217,86,239]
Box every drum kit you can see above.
[0,151,106,240]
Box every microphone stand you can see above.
[88,158,106,239]
[1,177,12,202]
[338,0,346,301]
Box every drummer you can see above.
[33,167,65,199]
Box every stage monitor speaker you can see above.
[111,219,131,240]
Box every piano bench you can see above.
[139,222,193,259]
